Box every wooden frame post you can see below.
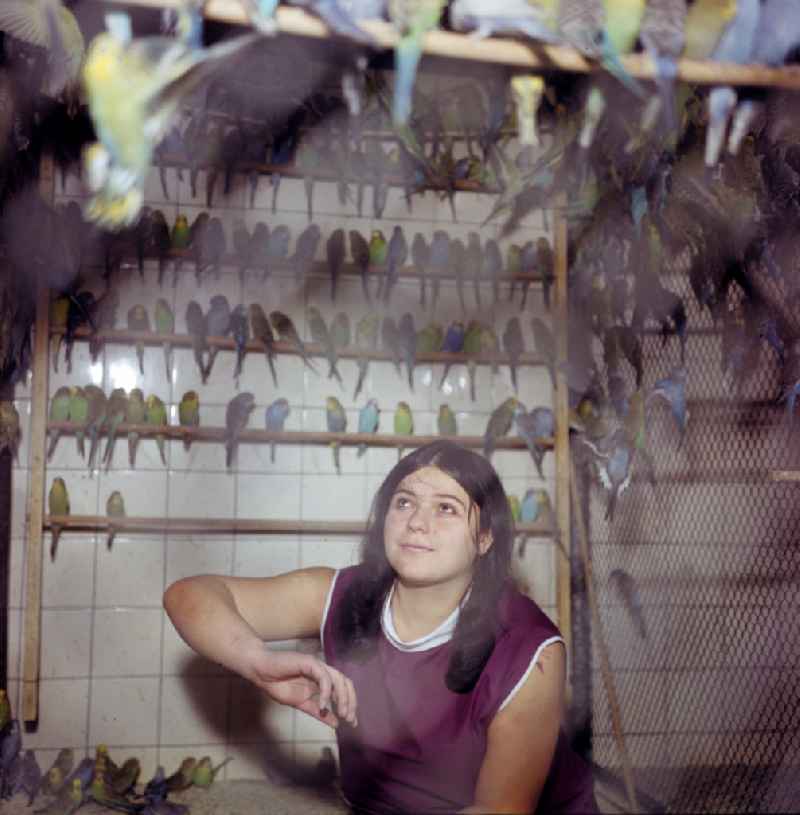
[21,154,54,722]
[554,196,571,655]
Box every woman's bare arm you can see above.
[164,567,357,727]
[461,642,566,814]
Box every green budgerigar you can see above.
[126,388,146,468]
[145,393,168,466]
[68,386,89,459]
[437,403,457,437]
[84,384,109,471]
[48,476,70,559]
[47,386,72,460]
[103,387,128,470]
[154,298,175,378]
[179,390,200,452]
[191,756,232,789]
[326,396,347,475]
[105,490,125,550]
[126,304,150,375]
[394,400,414,460]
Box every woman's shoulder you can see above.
[495,580,563,648]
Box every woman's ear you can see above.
[478,532,494,555]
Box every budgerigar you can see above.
[225,392,255,470]
[154,298,175,378]
[178,390,200,453]
[326,396,347,474]
[394,400,414,460]
[437,403,457,436]
[81,9,262,228]
[357,398,380,457]
[145,393,168,466]
[354,313,379,400]
[483,396,517,460]
[48,476,70,559]
[249,303,279,388]
[265,397,290,463]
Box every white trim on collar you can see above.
[381,582,471,652]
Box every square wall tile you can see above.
[229,677,295,742]
[300,475,366,522]
[237,474,301,520]
[165,538,234,585]
[42,535,96,607]
[160,676,230,745]
[90,677,159,746]
[40,609,92,678]
[233,537,300,577]
[169,471,235,519]
[21,679,89,749]
[92,608,163,676]
[300,537,360,572]
[96,470,169,517]
[95,536,166,607]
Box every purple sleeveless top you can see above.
[321,565,597,814]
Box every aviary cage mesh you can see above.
[575,253,800,813]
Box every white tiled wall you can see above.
[6,137,557,782]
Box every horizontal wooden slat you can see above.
[47,422,555,451]
[107,1,800,90]
[44,514,555,537]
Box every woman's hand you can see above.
[241,644,358,729]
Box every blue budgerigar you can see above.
[357,398,380,457]
[439,320,465,388]
[647,365,688,442]
[265,397,290,463]
[514,404,554,479]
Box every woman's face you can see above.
[383,466,492,589]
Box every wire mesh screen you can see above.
[579,254,800,813]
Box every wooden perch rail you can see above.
[47,421,555,452]
[59,326,549,368]
[91,250,548,288]
[111,0,800,90]
[44,514,555,537]
[157,153,502,196]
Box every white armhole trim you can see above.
[319,569,340,652]
[498,636,566,712]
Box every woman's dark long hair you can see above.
[332,440,515,693]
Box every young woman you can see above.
[164,440,597,814]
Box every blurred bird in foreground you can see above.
[81,8,262,228]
